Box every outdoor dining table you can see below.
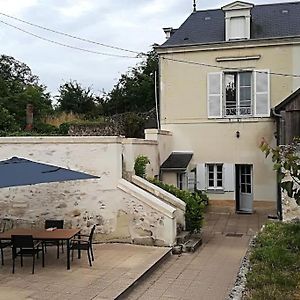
[0,228,80,270]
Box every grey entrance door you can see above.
[236,165,253,213]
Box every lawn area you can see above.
[245,222,300,300]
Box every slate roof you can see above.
[160,152,193,171]
[0,157,99,188]
[161,2,300,48]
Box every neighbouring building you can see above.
[155,1,300,214]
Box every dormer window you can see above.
[222,1,254,41]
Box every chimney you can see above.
[163,27,173,39]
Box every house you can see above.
[155,1,300,214]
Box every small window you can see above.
[206,164,223,189]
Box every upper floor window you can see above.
[207,70,270,119]
[225,72,252,117]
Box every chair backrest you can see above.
[89,225,96,242]
[45,219,64,229]
[12,235,34,248]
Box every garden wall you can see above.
[0,136,177,246]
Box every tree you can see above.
[260,138,300,204]
[56,81,102,119]
[102,49,158,115]
[0,55,53,129]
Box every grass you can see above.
[245,222,300,300]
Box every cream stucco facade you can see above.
[156,36,300,211]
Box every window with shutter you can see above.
[207,70,270,118]
[207,72,222,118]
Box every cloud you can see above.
[0,0,38,15]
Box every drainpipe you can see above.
[271,108,283,220]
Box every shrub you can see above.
[33,122,59,134]
[148,178,208,232]
[59,122,71,135]
[134,155,150,178]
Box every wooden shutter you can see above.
[187,172,196,191]
[207,72,223,118]
[223,163,235,192]
[254,70,270,117]
[196,164,206,190]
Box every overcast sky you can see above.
[0,0,293,97]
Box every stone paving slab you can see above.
[0,243,170,300]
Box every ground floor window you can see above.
[207,164,223,189]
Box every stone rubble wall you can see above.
[282,179,300,222]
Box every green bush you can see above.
[134,155,150,178]
[148,178,208,232]
[123,112,145,138]
[58,122,71,135]
[33,122,59,134]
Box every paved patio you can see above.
[0,243,170,300]
[124,206,276,300]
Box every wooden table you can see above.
[0,228,80,270]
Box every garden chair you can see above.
[70,225,96,267]
[0,240,11,265]
[44,219,64,258]
[11,235,45,274]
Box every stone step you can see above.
[182,233,202,253]
[172,233,203,255]
[176,230,191,244]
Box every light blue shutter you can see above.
[254,70,270,117]
[187,172,196,191]
[207,72,223,118]
[196,163,206,190]
[223,163,235,192]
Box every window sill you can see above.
[206,188,225,194]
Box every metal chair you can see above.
[11,235,45,274]
[70,225,96,266]
[44,219,64,258]
[0,240,11,265]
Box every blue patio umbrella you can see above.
[0,157,99,188]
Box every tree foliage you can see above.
[102,50,158,115]
[260,138,300,204]
[0,55,53,129]
[56,81,102,119]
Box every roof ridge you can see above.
[194,1,300,13]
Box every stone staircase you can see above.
[130,176,203,254]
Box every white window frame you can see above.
[223,71,253,118]
[206,163,224,190]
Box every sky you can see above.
[0,0,294,97]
